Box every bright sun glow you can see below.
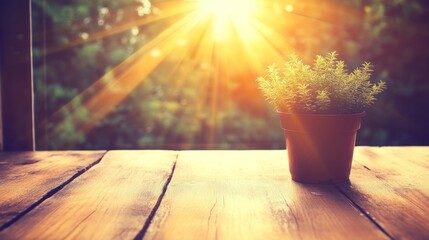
[198,0,255,20]
[197,0,259,41]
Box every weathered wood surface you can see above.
[0,151,105,228]
[144,150,388,240]
[0,150,177,240]
[1,148,428,239]
[336,147,429,240]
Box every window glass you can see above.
[32,0,285,150]
[32,0,429,149]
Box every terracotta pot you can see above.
[278,111,365,183]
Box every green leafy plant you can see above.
[257,52,386,114]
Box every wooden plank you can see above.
[1,150,177,239]
[145,150,387,240]
[0,151,105,228]
[336,147,429,240]
[365,146,429,170]
[0,0,35,150]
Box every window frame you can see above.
[0,0,35,151]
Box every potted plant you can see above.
[257,52,385,183]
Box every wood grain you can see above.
[145,150,387,240]
[0,150,177,240]
[0,151,105,228]
[336,146,429,240]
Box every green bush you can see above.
[257,52,386,114]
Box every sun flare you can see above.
[198,0,256,19]
[197,0,258,38]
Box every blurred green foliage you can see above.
[32,0,429,149]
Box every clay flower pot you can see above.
[278,111,365,183]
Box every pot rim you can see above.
[277,111,366,118]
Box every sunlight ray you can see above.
[154,15,218,149]
[141,40,199,148]
[45,12,202,145]
[42,2,196,55]
[250,18,298,57]
[229,19,284,75]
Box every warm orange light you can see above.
[198,0,258,40]
[198,0,255,20]
[285,4,294,12]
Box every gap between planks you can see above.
[336,147,429,239]
[333,183,394,240]
[1,150,179,239]
[133,153,178,240]
[0,151,108,232]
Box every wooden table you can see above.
[0,147,428,240]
